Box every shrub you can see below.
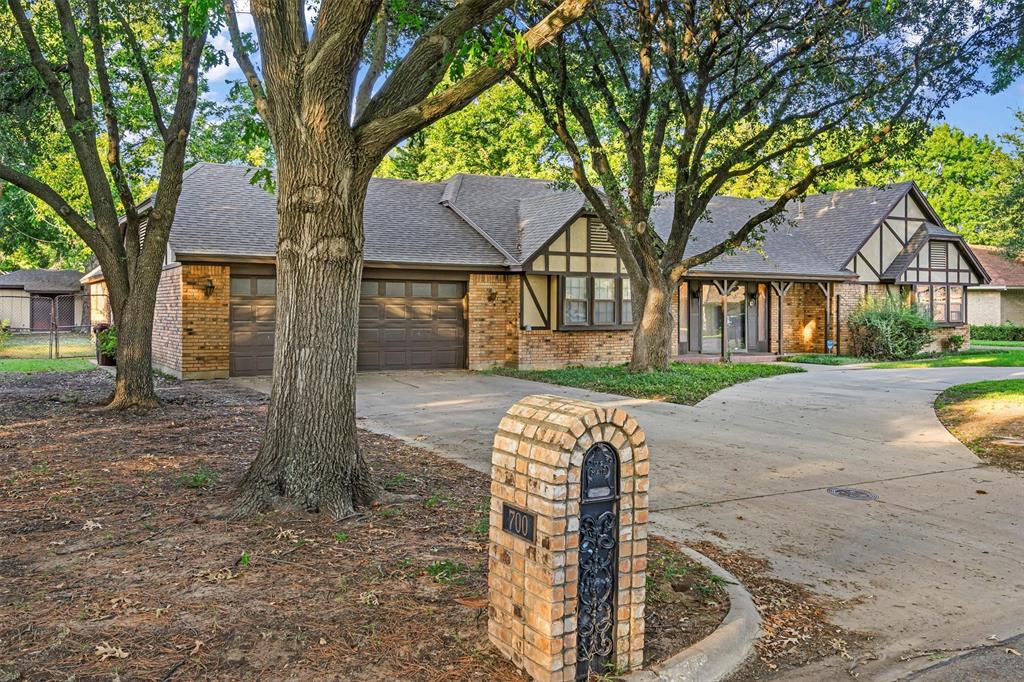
[847,297,934,360]
[945,334,965,352]
[970,322,1024,341]
[0,319,10,350]
[96,325,118,358]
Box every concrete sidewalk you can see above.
[235,364,1024,680]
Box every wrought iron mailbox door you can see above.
[576,442,619,680]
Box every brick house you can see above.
[81,163,988,379]
[966,245,1024,325]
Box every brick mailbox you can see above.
[487,394,650,681]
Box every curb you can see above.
[628,545,761,682]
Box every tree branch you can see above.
[223,0,269,122]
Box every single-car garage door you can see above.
[358,279,466,371]
[229,275,276,377]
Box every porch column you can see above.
[718,280,730,360]
[770,281,792,356]
[816,281,833,354]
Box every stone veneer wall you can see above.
[179,264,230,379]
[488,394,649,681]
[151,266,182,376]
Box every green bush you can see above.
[0,320,10,350]
[970,323,1024,341]
[945,334,965,352]
[847,297,934,360]
[96,325,118,358]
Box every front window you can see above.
[932,286,947,322]
[561,275,632,327]
[949,286,963,322]
[913,284,966,324]
[622,279,633,324]
[564,276,588,325]
[915,285,931,318]
[593,278,616,324]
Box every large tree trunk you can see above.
[235,144,379,517]
[109,300,159,409]
[628,275,674,372]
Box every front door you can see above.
[745,283,769,352]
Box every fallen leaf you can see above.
[1007,648,1021,657]
[975,490,988,495]
[94,642,129,660]
[82,519,102,531]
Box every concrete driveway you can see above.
[238,365,1024,680]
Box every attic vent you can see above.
[138,217,149,249]
[588,218,617,255]
[929,241,947,269]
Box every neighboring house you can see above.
[82,163,988,379]
[966,245,1024,325]
[0,269,85,331]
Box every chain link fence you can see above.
[0,292,111,360]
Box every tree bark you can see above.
[108,298,159,409]
[629,275,674,372]
[235,143,378,517]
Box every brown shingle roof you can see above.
[970,245,1024,287]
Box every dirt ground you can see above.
[936,380,1024,472]
[0,370,727,681]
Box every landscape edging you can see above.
[628,544,761,682]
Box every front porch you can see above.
[675,277,855,360]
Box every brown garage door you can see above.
[229,275,276,377]
[358,279,466,371]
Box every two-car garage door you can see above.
[229,275,466,376]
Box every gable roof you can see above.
[970,245,1024,287]
[0,269,84,293]
[149,164,972,284]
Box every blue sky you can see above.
[941,76,1024,140]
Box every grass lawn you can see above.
[0,357,95,373]
[780,353,866,365]
[936,379,1024,471]
[486,361,803,405]
[971,339,1024,347]
[1,331,94,359]
[871,349,1024,368]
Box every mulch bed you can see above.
[0,370,727,681]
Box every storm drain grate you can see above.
[827,487,878,502]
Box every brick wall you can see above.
[468,273,520,369]
[1000,290,1024,325]
[967,290,1002,325]
[924,323,972,352]
[769,282,828,354]
[467,274,643,370]
[488,395,648,681]
[180,264,230,379]
[152,266,182,376]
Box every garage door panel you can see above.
[435,304,461,319]
[384,304,407,319]
[382,328,410,344]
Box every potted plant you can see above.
[94,323,117,366]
